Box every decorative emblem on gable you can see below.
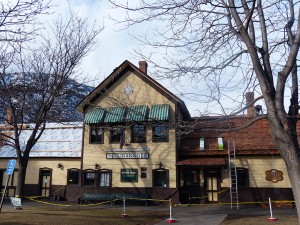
[265,169,283,183]
[124,84,134,95]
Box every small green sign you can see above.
[121,169,138,182]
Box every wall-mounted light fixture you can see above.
[156,162,165,171]
[159,162,163,169]
[57,163,63,169]
[95,163,101,170]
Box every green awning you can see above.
[149,104,169,121]
[126,105,148,122]
[104,106,126,123]
[84,108,106,124]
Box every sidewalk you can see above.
[155,205,228,225]
[155,204,297,225]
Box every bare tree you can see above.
[110,0,300,222]
[0,14,101,196]
[0,0,51,42]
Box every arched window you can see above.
[98,169,112,187]
[83,170,96,186]
[67,168,80,185]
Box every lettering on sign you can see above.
[106,152,149,159]
[120,169,138,182]
[265,169,283,183]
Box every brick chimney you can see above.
[139,61,148,74]
[245,92,254,116]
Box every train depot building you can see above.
[0,60,295,205]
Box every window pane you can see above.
[183,169,199,186]
[99,172,111,187]
[68,170,79,185]
[153,125,168,142]
[90,127,103,143]
[110,128,121,143]
[84,172,95,186]
[131,125,146,143]
[237,168,249,187]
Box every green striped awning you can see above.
[149,104,169,121]
[104,106,126,123]
[126,105,148,122]
[84,108,106,124]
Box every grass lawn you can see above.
[0,204,168,225]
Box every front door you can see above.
[204,169,221,202]
[39,169,51,197]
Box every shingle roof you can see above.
[0,122,82,158]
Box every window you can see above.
[83,171,96,186]
[90,127,103,144]
[183,169,199,186]
[153,169,169,187]
[67,169,80,185]
[99,170,112,187]
[141,167,147,178]
[110,127,122,143]
[237,168,249,187]
[131,125,146,143]
[152,125,169,142]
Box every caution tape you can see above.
[190,188,230,200]
[173,200,295,207]
[21,194,296,208]
[26,196,116,207]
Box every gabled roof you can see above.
[0,122,82,158]
[76,60,190,120]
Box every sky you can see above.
[49,0,141,84]
[43,0,266,117]
[44,0,206,116]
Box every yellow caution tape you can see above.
[190,188,230,200]
[23,194,295,208]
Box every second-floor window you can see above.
[152,125,169,142]
[110,127,122,143]
[90,126,103,144]
[131,125,146,143]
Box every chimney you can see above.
[5,107,13,126]
[245,92,254,116]
[139,61,148,74]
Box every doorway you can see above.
[204,169,221,202]
[39,169,52,197]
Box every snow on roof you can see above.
[0,122,83,158]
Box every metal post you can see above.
[0,175,11,213]
[121,196,127,217]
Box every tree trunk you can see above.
[15,157,29,198]
[268,116,300,223]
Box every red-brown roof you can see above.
[177,158,225,166]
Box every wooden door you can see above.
[204,169,220,202]
[39,169,51,197]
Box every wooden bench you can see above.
[113,193,149,206]
[77,193,114,204]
